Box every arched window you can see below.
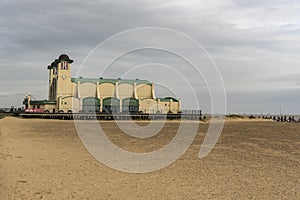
[82,97,100,113]
[102,97,120,113]
[122,98,139,113]
[61,61,68,70]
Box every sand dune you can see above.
[0,117,299,199]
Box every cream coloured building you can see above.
[23,54,181,114]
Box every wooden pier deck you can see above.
[19,112,203,120]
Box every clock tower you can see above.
[47,54,73,103]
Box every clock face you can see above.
[62,75,66,80]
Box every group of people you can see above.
[260,115,300,123]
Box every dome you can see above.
[58,54,73,63]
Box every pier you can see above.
[19,111,202,121]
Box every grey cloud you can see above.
[1,0,300,113]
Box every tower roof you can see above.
[58,54,73,63]
[47,54,73,69]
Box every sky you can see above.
[0,0,300,114]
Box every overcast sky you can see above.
[1,0,300,114]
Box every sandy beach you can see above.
[0,117,299,199]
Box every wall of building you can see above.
[118,83,134,99]
[98,83,116,98]
[54,78,181,113]
[136,84,152,99]
[59,97,80,113]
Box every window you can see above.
[61,61,68,70]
